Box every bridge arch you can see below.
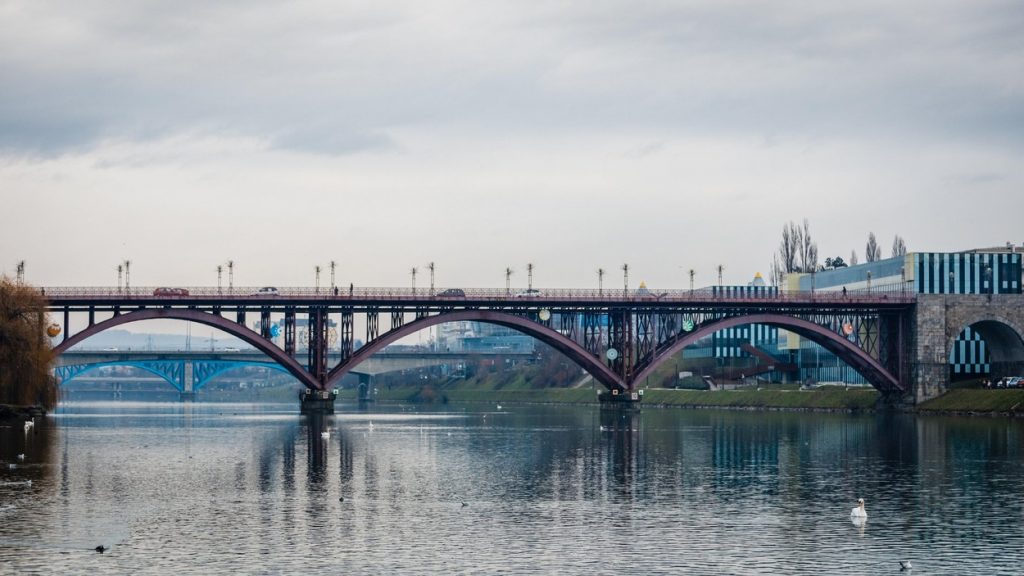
[631,313,904,394]
[950,317,1024,382]
[326,310,626,391]
[57,361,185,392]
[52,309,320,389]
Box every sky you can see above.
[3,0,1023,292]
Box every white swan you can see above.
[851,498,867,519]
[320,430,330,439]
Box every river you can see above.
[2,401,1023,574]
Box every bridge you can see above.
[55,349,530,398]
[38,284,951,411]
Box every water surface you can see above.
[1,401,1022,574]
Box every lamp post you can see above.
[717,264,724,286]
[597,268,605,295]
[124,260,131,293]
[117,264,123,292]
[505,267,514,296]
[527,263,534,292]
[411,267,418,295]
[227,260,234,293]
[622,263,629,296]
[315,265,321,293]
[217,265,223,294]
[330,260,337,291]
[15,261,25,284]
[866,270,872,292]
[689,269,696,291]
[428,262,435,293]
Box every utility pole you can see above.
[428,262,435,293]
[505,267,514,295]
[527,263,534,291]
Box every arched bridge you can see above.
[43,286,917,407]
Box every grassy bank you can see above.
[917,389,1024,414]
[339,382,880,410]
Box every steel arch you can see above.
[56,361,185,392]
[325,310,626,391]
[53,308,320,389]
[632,313,904,393]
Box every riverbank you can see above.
[338,383,880,411]
[339,382,1024,415]
[0,404,46,424]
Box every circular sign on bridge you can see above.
[682,319,695,332]
[538,309,551,322]
[842,323,854,336]
[270,324,282,338]
[606,348,619,361]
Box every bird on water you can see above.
[94,545,107,553]
[850,498,867,519]
[899,560,912,571]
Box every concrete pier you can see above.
[598,388,642,409]
[300,389,337,414]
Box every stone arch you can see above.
[325,310,626,391]
[950,318,1024,382]
[631,313,903,393]
[53,309,319,389]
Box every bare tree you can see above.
[866,232,882,262]
[777,221,801,274]
[798,219,819,273]
[770,254,783,287]
[891,235,907,258]
[850,250,859,266]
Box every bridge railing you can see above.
[39,285,917,304]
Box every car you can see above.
[514,289,542,298]
[253,286,279,296]
[436,288,466,297]
[153,287,189,297]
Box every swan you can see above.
[850,498,867,519]
[496,404,502,410]
[16,454,24,461]
[899,560,912,571]
[320,430,330,439]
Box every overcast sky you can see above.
[3,0,1023,291]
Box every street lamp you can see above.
[124,260,131,292]
[227,260,234,293]
[410,267,418,295]
[717,264,724,286]
[527,263,534,292]
[597,268,605,295]
[689,269,696,291]
[330,260,337,290]
[505,267,514,295]
[15,261,25,284]
[217,265,223,293]
[428,262,435,293]
[315,265,322,293]
[117,264,124,292]
[622,263,629,296]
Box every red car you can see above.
[153,287,189,297]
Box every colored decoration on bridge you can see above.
[269,324,281,338]
[538,309,551,322]
[682,319,695,332]
[842,323,854,336]
[46,323,62,337]
[606,348,619,361]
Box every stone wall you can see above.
[912,294,1024,402]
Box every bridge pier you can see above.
[598,388,642,409]
[300,389,337,414]
[179,391,196,402]
[357,374,375,403]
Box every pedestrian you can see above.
[842,286,847,297]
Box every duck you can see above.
[850,498,867,519]
[94,545,107,553]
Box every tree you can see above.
[824,256,847,270]
[892,234,907,258]
[798,219,818,273]
[0,278,57,409]
[850,250,859,266]
[865,232,882,262]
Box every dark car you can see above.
[153,287,189,297]
[437,288,466,297]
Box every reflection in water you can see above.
[1,402,1023,574]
